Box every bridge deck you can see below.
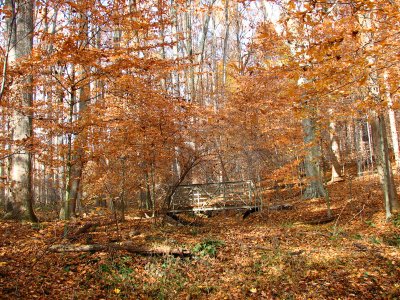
[168,205,257,214]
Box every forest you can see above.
[1,0,400,298]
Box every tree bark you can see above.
[222,0,230,86]
[302,118,325,199]
[328,119,343,182]
[302,118,332,217]
[6,0,37,222]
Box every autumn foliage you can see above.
[1,0,400,298]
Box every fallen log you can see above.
[269,204,294,211]
[49,241,192,258]
[50,244,104,252]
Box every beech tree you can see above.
[59,7,90,220]
[272,0,400,218]
[3,0,37,221]
[1,0,400,222]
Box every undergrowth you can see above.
[192,238,225,257]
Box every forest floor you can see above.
[1,175,400,299]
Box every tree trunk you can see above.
[328,119,343,182]
[302,118,326,199]
[60,11,89,220]
[6,0,37,222]
[185,0,195,102]
[384,70,400,173]
[199,0,216,64]
[371,114,399,218]
[49,242,192,257]
[222,0,230,86]
[285,9,331,216]
[359,9,399,218]
[211,14,219,111]
[302,118,332,217]
[60,86,75,220]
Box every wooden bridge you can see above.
[169,180,262,213]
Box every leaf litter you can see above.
[0,177,400,299]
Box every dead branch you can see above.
[49,241,192,257]
[269,204,294,211]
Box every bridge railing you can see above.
[170,180,262,212]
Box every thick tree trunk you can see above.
[331,145,342,181]
[302,118,332,217]
[6,0,37,222]
[326,118,343,182]
[371,114,400,218]
[302,118,325,199]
